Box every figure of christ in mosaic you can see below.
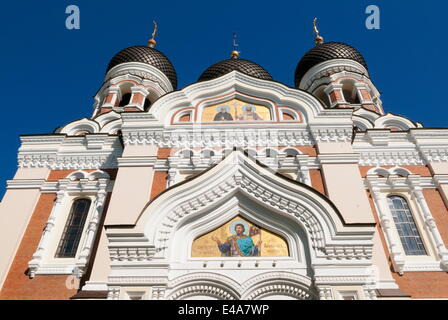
[211,221,262,257]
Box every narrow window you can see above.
[387,196,427,256]
[143,98,151,110]
[118,93,132,107]
[55,199,91,258]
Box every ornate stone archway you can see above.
[104,151,376,300]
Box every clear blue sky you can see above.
[0,0,446,198]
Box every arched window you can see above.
[119,93,132,107]
[342,81,361,104]
[201,149,215,158]
[284,148,299,157]
[55,198,91,258]
[314,87,331,108]
[143,98,151,110]
[387,196,427,256]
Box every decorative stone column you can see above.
[75,180,109,277]
[324,84,348,108]
[408,177,448,268]
[367,181,405,275]
[354,83,381,114]
[151,287,167,300]
[317,286,333,300]
[296,155,311,186]
[102,86,121,109]
[128,86,149,111]
[167,168,177,188]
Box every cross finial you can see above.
[231,32,240,59]
[148,20,158,48]
[313,18,324,46]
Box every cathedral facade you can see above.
[1,29,448,300]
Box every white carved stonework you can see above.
[169,285,235,300]
[299,59,370,91]
[104,62,173,93]
[18,135,122,169]
[151,287,167,300]
[28,190,66,278]
[123,129,314,148]
[309,127,353,143]
[421,149,448,163]
[368,184,406,275]
[317,287,333,300]
[75,186,108,276]
[363,288,378,300]
[107,287,120,300]
[408,180,448,268]
[358,151,425,167]
[165,271,315,300]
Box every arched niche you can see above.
[171,192,311,274]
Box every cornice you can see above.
[105,62,173,93]
[117,156,158,167]
[357,150,425,166]
[122,128,314,147]
[300,59,370,90]
[318,153,360,165]
[18,135,122,169]
[7,178,114,193]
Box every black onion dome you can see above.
[294,42,368,87]
[107,46,177,89]
[199,58,273,82]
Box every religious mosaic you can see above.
[201,99,272,122]
[192,216,289,257]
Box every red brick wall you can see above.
[157,148,173,159]
[131,93,143,105]
[104,93,114,104]
[150,171,168,200]
[423,189,448,246]
[309,169,326,196]
[0,194,77,300]
[330,91,342,103]
[360,89,371,101]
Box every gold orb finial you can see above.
[313,17,324,46]
[231,32,240,59]
[148,20,157,48]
